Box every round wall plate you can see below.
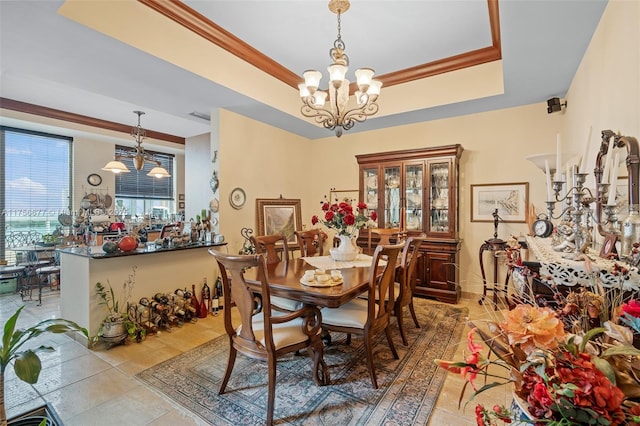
[229,187,246,210]
[209,198,220,213]
[87,173,102,186]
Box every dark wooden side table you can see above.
[478,208,508,309]
[478,237,508,309]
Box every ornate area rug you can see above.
[136,299,468,425]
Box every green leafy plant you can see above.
[95,266,140,341]
[0,305,89,426]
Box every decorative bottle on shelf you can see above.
[215,276,223,310]
[191,284,201,318]
[621,204,640,258]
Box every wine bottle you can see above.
[154,292,169,306]
[191,284,201,317]
[211,283,219,316]
[198,288,208,319]
[215,276,224,310]
[202,278,211,313]
[140,297,164,312]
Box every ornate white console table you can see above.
[525,236,640,292]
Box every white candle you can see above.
[567,161,575,187]
[601,135,614,184]
[607,152,620,205]
[578,126,592,173]
[555,133,562,180]
[602,157,612,185]
[545,160,553,201]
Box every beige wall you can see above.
[563,0,640,186]
[216,109,310,254]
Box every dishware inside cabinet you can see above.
[429,161,450,233]
[404,163,423,230]
[384,165,401,228]
[363,168,379,210]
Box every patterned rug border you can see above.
[136,299,468,425]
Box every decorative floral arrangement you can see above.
[435,240,640,425]
[311,197,376,237]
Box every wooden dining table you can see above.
[242,255,377,308]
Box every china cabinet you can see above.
[356,145,463,303]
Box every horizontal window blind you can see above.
[1,126,72,261]
[114,145,174,200]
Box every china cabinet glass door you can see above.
[404,163,423,231]
[384,165,401,228]
[363,167,379,213]
[428,160,451,234]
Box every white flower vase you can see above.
[330,234,358,261]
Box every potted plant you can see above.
[0,305,89,426]
[95,266,141,345]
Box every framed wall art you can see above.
[256,198,302,244]
[471,182,529,223]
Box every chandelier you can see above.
[102,111,171,178]
[298,0,381,138]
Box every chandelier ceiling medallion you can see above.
[298,0,381,138]
[102,111,171,178]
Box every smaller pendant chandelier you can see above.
[102,111,171,178]
[298,0,381,138]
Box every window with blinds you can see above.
[0,126,72,261]
[114,145,174,200]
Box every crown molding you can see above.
[139,0,501,92]
[0,98,185,145]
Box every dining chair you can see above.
[295,229,325,257]
[321,242,405,389]
[249,234,300,311]
[358,235,425,345]
[366,228,404,254]
[393,235,426,345]
[208,250,328,425]
[250,234,289,263]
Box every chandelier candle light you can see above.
[298,0,381,137]
[102,111,171,178]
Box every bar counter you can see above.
[57,241,228,341]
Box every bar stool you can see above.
[35,265,60,305]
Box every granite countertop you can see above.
[57,241,226,259]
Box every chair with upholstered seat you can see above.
[208,250,328,425]
[393,235,426,345]
[250,234,299,311]
[321,242,405,389]
[295,229,325,257]
[358,235,425,345]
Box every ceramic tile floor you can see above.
[0,288,511,425]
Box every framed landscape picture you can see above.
[256,198,302,244]
[471,182,529,223]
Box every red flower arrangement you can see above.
[311,198,376,237]
[435,299,640,425]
